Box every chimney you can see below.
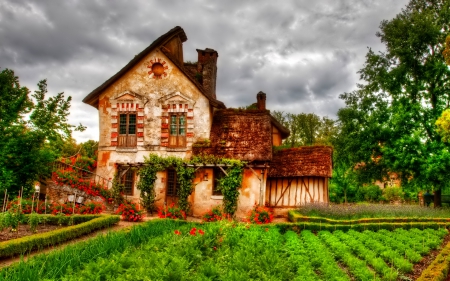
[196,48,218,99]
[256,91,266,110]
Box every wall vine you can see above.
[137,154,244,217]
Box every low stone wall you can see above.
[45,181,102,204]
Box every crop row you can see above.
[0,220,447,281]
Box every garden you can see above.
[0,203,448,280]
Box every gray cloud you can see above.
[0,0,410,142]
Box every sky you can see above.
[0,0,410,142]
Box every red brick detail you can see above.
[137,124,144,128]
[111,115,118,119]
[111,141,118,146]
[161,143,168,147]
[187,116,194,120]
[137,108,144,112]
[188,109,193,112]
[138,116,144,121]
[161,123,168,128]
[186,132,194,138]
[112,123,118,128]
[161,133,169,138]
[111,132,118,138]
[137,132,144,137]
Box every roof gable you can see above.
[83,26,225,109]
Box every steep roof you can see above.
[83,26,225,109]
[193,109,273,161]
[268,146,333,177]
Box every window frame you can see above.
[166,168,180,198]
[119,168,135,196]
[168,112,186,148]
[213,168,226,196]
[118,113,137,147]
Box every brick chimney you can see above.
[256,91,266,110]
[196,48,218,99]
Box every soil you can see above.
[0,224,61,242]
[402,233,450,281]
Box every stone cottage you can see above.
[82,26,332,217]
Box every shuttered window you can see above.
[118,114,137,147]
[169,113,186,147]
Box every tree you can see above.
[0,69,83,196]
[336,0,450,205]
[272,111,337,147]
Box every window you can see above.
[118,114,137,147]
[213,168,225,196]
[119,168,135,196]
[167,169,180,197]
[169,113,186,147]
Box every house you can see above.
[82,26,332,217]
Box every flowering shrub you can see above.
[247,205,273,224]
[202,206,224,222]
[53,169,112,198]
[51,201,105,215]
[157,203,186,220]
[115,202,143,222]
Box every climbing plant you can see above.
[137,154,244,217]
[137,154,170,214]
[191,156,244,217]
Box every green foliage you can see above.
[436,109,450,142]
[272,111,337,147]
[110,172,125,206]
[0,69,84,197]
[382,186,405,202]
[0,215,119,259]
[27,212,40,233]
[356,184,383,202]
[335,0,450,195]
[157,203,186,220]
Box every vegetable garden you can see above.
[1,219,448,281]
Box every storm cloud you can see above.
[0,0,410,141]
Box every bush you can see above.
[356,184,382,202]
[202,206,224,222]
[247,205,273,224]
[115,202,143,222]
[383,187,404,202]
[51,201,105,215]
[157,203,186,220]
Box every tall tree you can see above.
[0,69,83,196]
[336,0,450,205]
[272,111,337,147]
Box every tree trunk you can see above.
[434,189,442,208]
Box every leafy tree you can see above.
[272,111,337,147]
[336,0,450,205]
[0,69,83,196]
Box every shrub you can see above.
[383,187,404,202]
[115,202,143,222]
[51,201,105,215]
[247,205,273,224]
[355,184,383,202]
[7,198,52,214]
[157,203,186,220]
[202,206,224,222]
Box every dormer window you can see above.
[169,113,186,147]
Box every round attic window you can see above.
[152,63,165,76]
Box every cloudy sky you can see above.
[0,0,410,142]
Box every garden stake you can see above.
[2,189,6,212]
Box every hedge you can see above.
[418,242,450,281]
[288,210,450,224]
[0,215,120,258]
[23,214,103,226]
[274,221,450,233]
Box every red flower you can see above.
[174,230,181,235]
[198,229,205,235]
[189,227,197,236]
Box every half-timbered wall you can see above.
[265,176,329,207]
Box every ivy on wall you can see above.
[137,154,244,217]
